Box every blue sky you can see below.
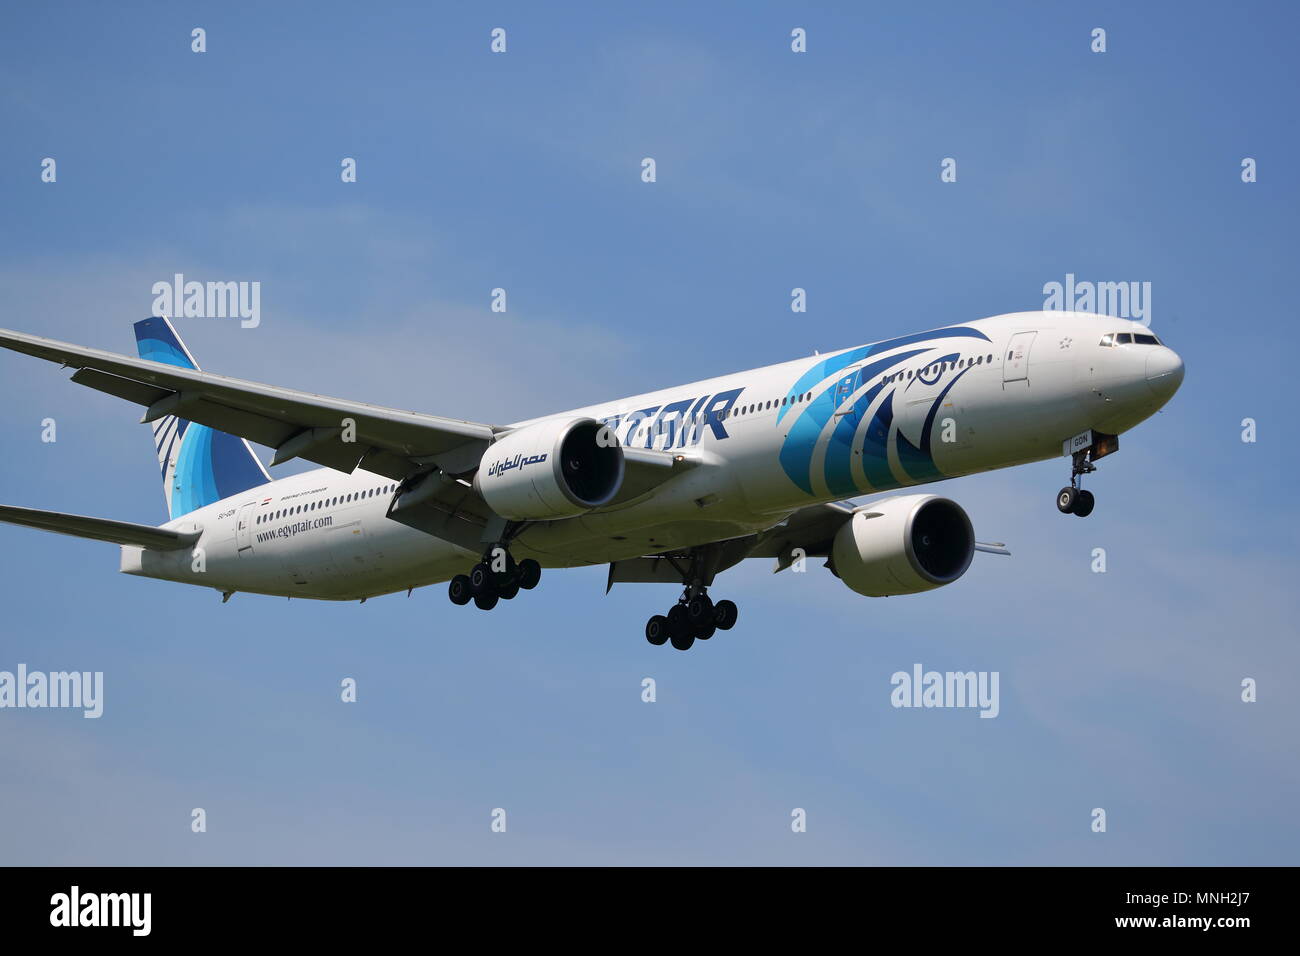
[0,0,1296,864]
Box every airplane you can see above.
[0,310,1184,651]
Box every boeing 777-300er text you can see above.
[0,312,1183,650]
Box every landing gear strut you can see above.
[447,538,542,611]
[645,585,738,651]
[1057,449,1096,518]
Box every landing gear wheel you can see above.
[448,575,472,606]
[498,580,520,600]
[491,553,517,587]
[473,590,499,611]
[469,562,493,594]
[645,615,669,646]
[670,629,696,651]
[695,624,716,641]
[666,604,689,639]
[1072,489,1095,518]
[686,594,714,630]
[517,559,542,590]
[1056,487,1078,514]
[713,599,738,631]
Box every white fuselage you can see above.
[122,311,1183,600]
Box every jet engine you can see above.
[473,417,624,520]
[830,494,975,597]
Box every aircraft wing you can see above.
[0,504,199,551]
[745,501,858,571]
[0,326,693,553]
[0,327,498,480]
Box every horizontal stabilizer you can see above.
[0,504,199,551]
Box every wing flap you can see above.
[0,504,199,551]
[69,368,171,407]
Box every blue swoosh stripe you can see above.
[821,349,930,496]
[861,390,896,489]
[780,349,928,494]
[824,380,887,497]
[776,326,990,425]
[896,367,971,483]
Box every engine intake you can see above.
[474,417,624,520]
[830,494,975,597]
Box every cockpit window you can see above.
[1116,333,1133,344]
[1133,333,1161,345]
[1099,333,1114,346]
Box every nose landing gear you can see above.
[1057,449,1097,517]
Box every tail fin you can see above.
[134,317,270,518]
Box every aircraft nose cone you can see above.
[1146,346,1185,399]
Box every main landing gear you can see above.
[1056,448,1097,518]
[447,548,542,610]
[645,587,739,651]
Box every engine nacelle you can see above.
[473,417,624,520]
[830,494,975,597]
